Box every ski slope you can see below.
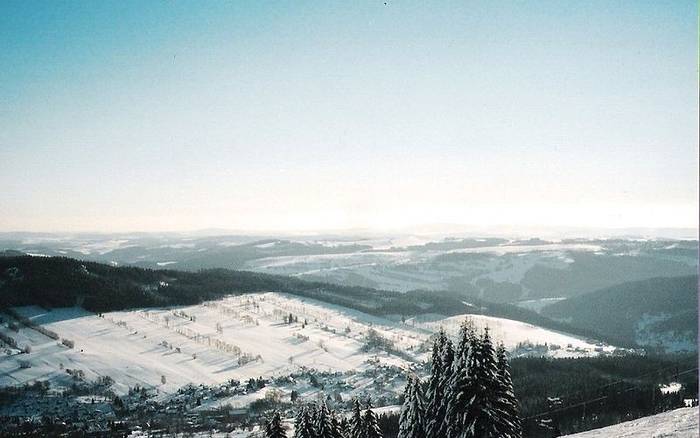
[562,407,698,437]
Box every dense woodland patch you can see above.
[543,275,698,348]
[512,353,698,437]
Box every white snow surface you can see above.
[562,407,698,437]
[0,294,426,395]
[410,313,618,358]
[660,382,683,394]
[0,293,619,396]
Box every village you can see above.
[0,358,414,436]
[0,292,640,436]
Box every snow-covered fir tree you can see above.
[363,399,383,438]
[294,407,315,438]
[339,417,350,436]
[463,328,501,437]
[493,343,522,437]
[314,402,334,438]
[443,321,478,438]
[424,329,449,438]
[398,378,415,437]
[294,408,304,430]
[265,411,288,438]
[434,333,455,436]
[348,399,364,438]
[412,319,521,438]
[330,411,346,438]
[398,376,425,438]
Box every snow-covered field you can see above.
[562,407,699,437]
[0,294,426,395]
[410,313,617,358]
[0,292,623,398]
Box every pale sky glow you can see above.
[1,1,697,233]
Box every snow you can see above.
[74,239,134,255]
[562,407,698,437]
[241,239,607,296]
[0,294,426,395]
[0,292,620,400]
[446,243,603,256]
[516,297,567,313]
[372,404,401,415]
[660,382,683,394]
[254,241,278,248]
[410,313,619,358]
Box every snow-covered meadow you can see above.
[0,293,425,396]
[410,313,617,358]
[0,292,623,399]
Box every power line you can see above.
[549,360,687,406]
[524,366,698,421]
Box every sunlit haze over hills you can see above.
[1,1,697,233]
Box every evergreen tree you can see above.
[265,411,288,438]
[441,332,456,376]
[398,378,413,437]
[493,343,522,437]
[330,411,346,438]
[433,335,454,436]
[348,399,364,438]
[424,329,448,438]
[339,417,349,434]
[363,399,383,438]
[315,402,334,438]
[294,407,315,438]
[443,320,477,438]
[464,328,500,437]
[398,376,425,438]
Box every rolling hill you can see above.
[2,234,696,305]
[0,292,621,396]
[542,275,698,352]
[0,255,612,344]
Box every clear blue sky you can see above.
[1,1,697,232]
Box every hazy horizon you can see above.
[0,223,697,241]
[2,1,698,233]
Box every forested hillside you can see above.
[0,255,609,343]
[513,353,698,436]
[543,276,698,351]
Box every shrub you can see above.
[61,338,75,349]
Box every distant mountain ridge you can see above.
[1,236,695,305]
